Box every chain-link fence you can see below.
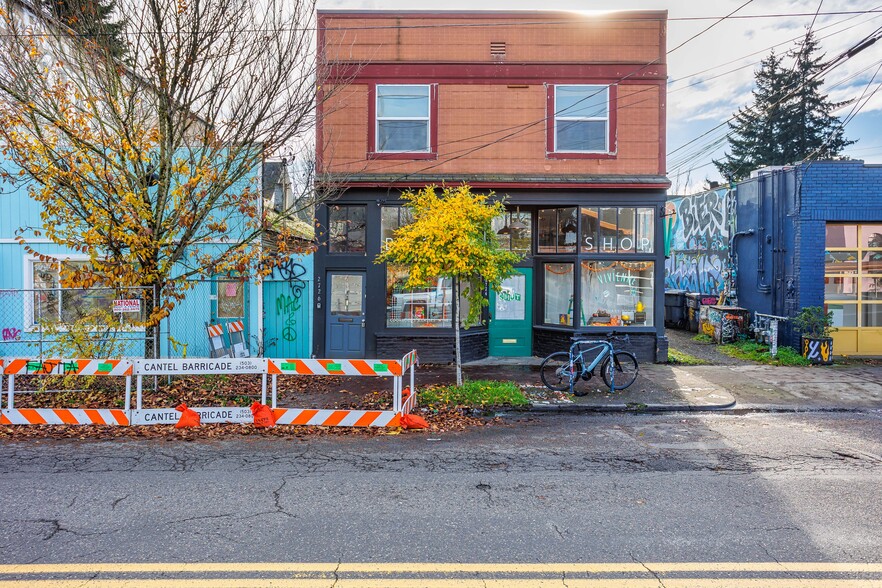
[0,287,150,359]
[0,280,270,360]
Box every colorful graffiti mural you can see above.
[664,188,731,294]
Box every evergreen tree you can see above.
[41,0,128,59]
[714,31,853,181]
[783,31,853,164]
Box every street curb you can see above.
[527,400,737,413]
[724,404,882,414]
[524,402,881,415]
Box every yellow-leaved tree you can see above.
[375,184,521,385]
[0,0,340,357]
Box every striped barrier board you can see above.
[267,359,402,376]
[227,320,245,333]
[3,359,133,376]
[1,408,129,426]
[272,408,400,428]
[206,324,224,338]
[401,387,417,415]
[131,406,253,425]
[401,350,419,373]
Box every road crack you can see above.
[630,553,666,588]
[475,482,494,505]
[111,494,130,511]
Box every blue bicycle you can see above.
[539,334,639,395]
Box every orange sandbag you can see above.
[250,402,276,428]
[400,413,429,429]
[175,403,201,428]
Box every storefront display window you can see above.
[580,261,654,327]
[825,223,882,329]
[543,263,574,325]
[385,267,472,328]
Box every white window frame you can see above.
[554,84,610,153]
[22,255,144,332]
[375,84,431,153]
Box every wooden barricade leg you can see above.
[7,375,14,410]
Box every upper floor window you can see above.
[371,84,436,159]
[548,84,614,157]
[328,204,366,254]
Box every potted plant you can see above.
[792,306,835,364]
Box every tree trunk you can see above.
[454,278,463,386]
[144,282,161,359]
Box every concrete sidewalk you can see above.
[461,349,882,413]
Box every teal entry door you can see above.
[489,269,532,356]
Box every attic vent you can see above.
[490,41,506,58]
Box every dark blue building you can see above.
[733,160,882,355]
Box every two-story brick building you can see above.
[314,10,670,362]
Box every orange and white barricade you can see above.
[267,350,419,428]
[1,358,133,425]
[130,358,267,425]
[206,323,230,358]
[226,320,249,358]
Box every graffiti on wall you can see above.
[664,189,730,294]
[2,327,21,341]
[275,260,307,342]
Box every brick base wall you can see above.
[376,331,489,364]
[534,329,660,362]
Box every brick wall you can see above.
[376,331,489,364]
[797,161,882,312]
[321,83,662,177]
[321,13,665,64]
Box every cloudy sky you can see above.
[316,0,882,194]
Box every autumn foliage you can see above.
[0,0,332,348]
[375,184,521,384]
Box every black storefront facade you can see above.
[312,183,669,364]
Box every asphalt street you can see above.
[0,411,879,586]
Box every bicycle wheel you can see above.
[601,351,638,390]
[540,352,577,392]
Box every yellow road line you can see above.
[1,562,881,575]
[0,579,879,588]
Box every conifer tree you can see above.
[714,31,853,181]
[41,0,128,59]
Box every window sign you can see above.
[495,274,526,321]
[598,207,618,252]
[579,207,654,254]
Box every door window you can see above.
[329,274,364,316]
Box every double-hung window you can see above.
[549,84,613,155]
[374,84,434,156]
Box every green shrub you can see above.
[719,341,810,366]
[692,334,714,343]
[418,379,529,408]
[667,349,706,365]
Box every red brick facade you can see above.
[318,11,667,183]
